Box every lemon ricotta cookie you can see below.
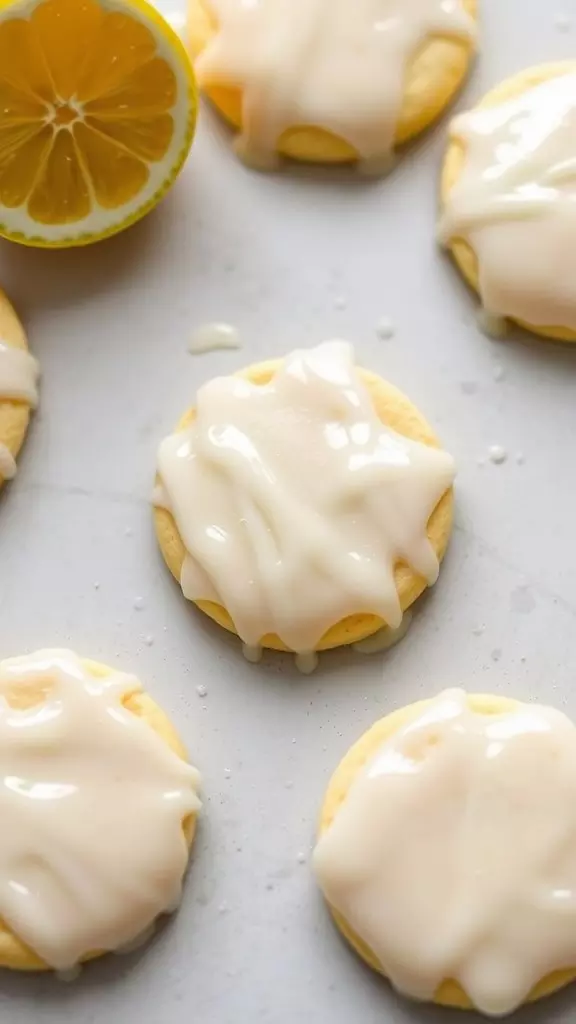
[154,341,455,666]
[313,689,576,1016]
[188,0,477,171]
[440,63,576,341]
[0,290,39,486]
[0,649,201,971]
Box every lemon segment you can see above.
[0,0,198,247]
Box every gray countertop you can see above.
[1,0,576,1020]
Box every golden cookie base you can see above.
[0,657,197,971]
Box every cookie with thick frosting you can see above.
[0,649,201,971]
[154,341,454,656]
[314,690,576,1014]
[188,0,477,171]
[440,62,576,342]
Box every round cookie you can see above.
[0,655,198,971]
[188,0,477,165]
[316,693,576,1010]
[441,62,576,343]
[0,289,36,487]
[154,357,454,653]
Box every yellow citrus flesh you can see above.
[0,0,197,246]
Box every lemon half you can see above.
[0,0,197,247]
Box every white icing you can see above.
[189,322,241,355]
[294,651,319,675]
[196,0,475,170]
[352,609,413,654]
[0,340,40,480]
[155,341,455,654]
[0,443,17,480]
[242,643,263,664]
[441,71,576,330]
[0,341,39,406]
[0,649,200,970]
[314,689,576,1015]
[488,444,507,465]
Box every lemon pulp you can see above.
[0,0,195,239]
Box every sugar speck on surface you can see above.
[134,597,145,611]
[516,452,525,465]
[125,527,133,538]
[297,852,306,865]
[488,445,507,465]
[144,635,154,647]
[376,316,395,340]
[492,364,505,382]
[554,11,571,30]
[472,624,485,637]
[334,295,348,310]
[93,582,100,590]
[224,768,232,779]
[196,684,207,697]
[491,648,502,662]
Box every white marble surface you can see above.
[0,1,576,1020]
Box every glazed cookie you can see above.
[188,0,477,171]
[440,63,576,341]
[0,649,201,971]
[313,689,576,1016]
[0,289,39,485]
[154,341,455,662]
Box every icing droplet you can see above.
[134,597,145,611]
[224,768,232,779]
[144,636,154,647]
[0,443,16,480]
[353,611,413,655]
[93,582,100,590]
[334,295,348,311]
[488,445,507,465]
[376,316,395,340]
[477,309,508,339]
[491,648,502,662]
[297,852,306,865]
[242,643,263,664]
[472,624,485,636]
[196,684,207,698]
[56,966,82,983]
[516,452,525,466]
[189,323,241,355]
[295,651,319,674]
